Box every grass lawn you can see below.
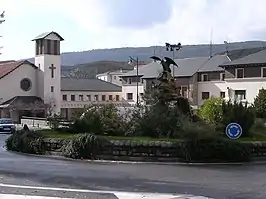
[238,133,266,141]
[38,129,266,142]
[38,129,181,142]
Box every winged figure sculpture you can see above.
[150,56,177,73]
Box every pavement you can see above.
[0,134,265,198]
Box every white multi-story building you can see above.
[96,69,131,86]
[120,47,266,108]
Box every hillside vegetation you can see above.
[28,41,266,78]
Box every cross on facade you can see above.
[49,64,56,78]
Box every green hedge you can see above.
[179,137,252,163]
[6,130,46,155]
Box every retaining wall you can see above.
[43,138,266,162]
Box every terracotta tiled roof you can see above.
[0,60,36,79]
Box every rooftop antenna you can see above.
[224,41,229,54]
[209,28,213,58]
[152,46,156,62]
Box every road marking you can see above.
[0,183,211,199]
[0,194,70,198]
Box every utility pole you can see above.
[128,56,139,106]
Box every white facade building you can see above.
[96,69,131,86]
[0,31,126,122]
[120,48,266,108]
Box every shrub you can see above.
[221,101,255,137]
[175,97,192,117]
[5,130,46,154]
[178,117,217,139]
[179,137,251,163]
[73,104,127,136]
[254,88,266,118]
[47,113,61,129]
[61,133,108,159]
[129,103,189,138]
[198,97,224,124]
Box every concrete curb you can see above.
[7,149,266,166]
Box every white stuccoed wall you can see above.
[198,78,266,106]
[35,33,62,114]
[225,78,266,103]
[122,84,144,105]
[197,81,227,106]
[0,63,38,104]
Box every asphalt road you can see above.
[0,134,266,199]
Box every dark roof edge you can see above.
[219,62,266,68]
[32,31,64,41]
[61,89,121,92]
[0,60,37,80]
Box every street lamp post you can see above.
[165,42,182,77]
[129,56,139,106]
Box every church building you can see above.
[0,31,124,123]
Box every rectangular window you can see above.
[220,73,225,81]
[128,78,132,84]
[47,40,51,54]
[261,67,266,77]
[53,40,58,55]
[181,86,188,98]
[40,40,43,54]
[116,95,120,101]
[235,90,246,101]
[87,95,91,101]
[62,95,67,101]
[102,95,106,101]
[94,95,99,101]
[36,41,39,55]
[220,92,225,98]
[71,95,75,101]
[79,95,83,101]
[201,74,208,82]
[236,68,244,78]
[202,92,210,100]
[51,86,54,93]
[127,93,133,100]
[109,95,113,101]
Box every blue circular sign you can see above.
[225,123,242,139]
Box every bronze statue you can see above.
[150,56,177,74]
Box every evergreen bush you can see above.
[61,133,108,159]
[5,129,46,154]
[221,101,255,137]
[179,137,251,163]
[254,88,266,118]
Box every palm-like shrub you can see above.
[61,133,108,159]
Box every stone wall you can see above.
[43,138,266,162]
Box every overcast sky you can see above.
[1,0,266,60]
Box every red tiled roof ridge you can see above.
[0,60,30,79]
[0,60,18,65]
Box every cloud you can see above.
[97,0,173,29]
[2,0,266,60]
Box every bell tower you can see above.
[32,32,64,115]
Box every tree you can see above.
[198,97,224,124]
[254,88,266,118]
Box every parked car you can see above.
[0,118,16,133]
